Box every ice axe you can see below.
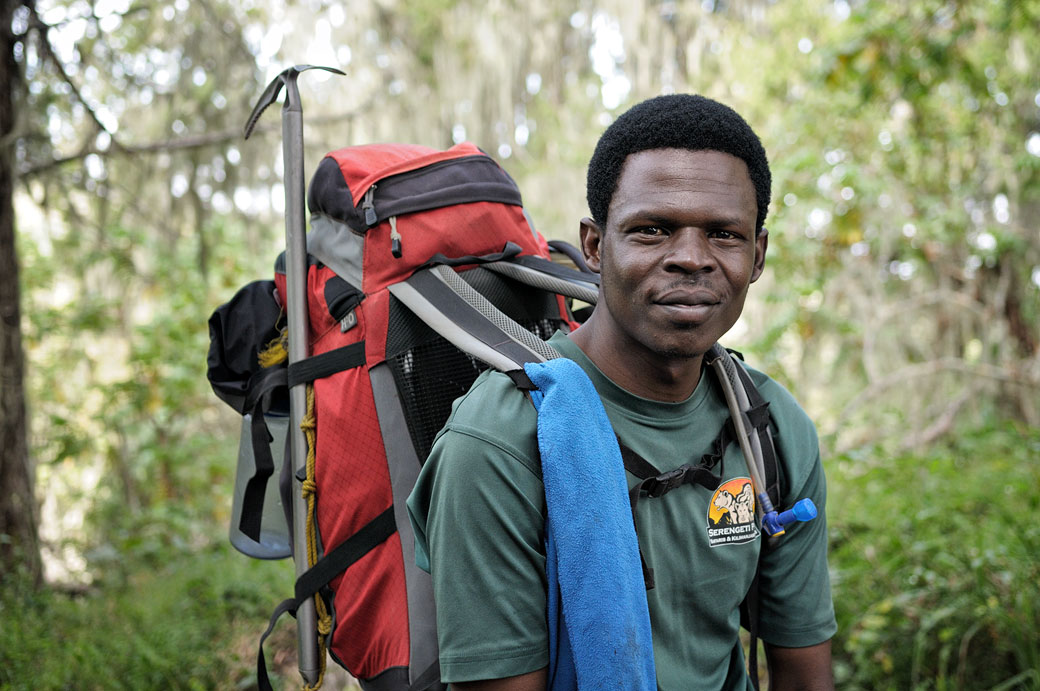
[245,63,344,687]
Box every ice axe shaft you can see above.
[246,64,344,686]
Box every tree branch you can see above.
[874,289,987,323]
[27,6,119,144]
[897,384,979,452]
[835,356,1040,426]
[17,106,370,178]
[16,125,261,177]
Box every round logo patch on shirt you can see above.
[706,477,760,547]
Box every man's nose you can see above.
[664,229,715,273]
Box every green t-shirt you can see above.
[406,332,836,689]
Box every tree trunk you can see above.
[0,0,42,586]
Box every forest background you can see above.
[1,0,1038,689]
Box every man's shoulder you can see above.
[435,368,540,448]
[448,368,532,419]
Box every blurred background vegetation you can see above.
[1,0,1038,688]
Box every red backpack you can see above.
[209,141,598,690]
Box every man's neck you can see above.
[567,322,704,403]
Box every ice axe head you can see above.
[243,64,345,139]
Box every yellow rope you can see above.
[258,329,288,368]
[301,383,332,690]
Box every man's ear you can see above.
[750,228,768,283]
[579,217,603,273]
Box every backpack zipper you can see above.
[358,154,491,229]
[362,184,378,226]
[389,216,403,258]
[363,186,402,258]
[358,154,506,257]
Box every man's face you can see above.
[581,148,767,365]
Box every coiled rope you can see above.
[301,383,332,690]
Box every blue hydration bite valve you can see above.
[761,498,818,537]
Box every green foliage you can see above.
[14,0,285,585]
[731,0,1040,451]
[8,0,1040,688]
[829,424,1040,689]
[22,209,273,583]
[0,546,294,690]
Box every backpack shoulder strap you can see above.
[729,357,781,506]
[705,345,785,522]
[728,351,782,507]
[729,357,777,691]
[387,263,561,372]
[484,255,599,305]
[712,347,821,691]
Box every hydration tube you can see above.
[706,345,817,537]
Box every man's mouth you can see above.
[654,289,720,308]
[653,289,720,320]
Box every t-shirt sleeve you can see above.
[753,375,838,648]
[406,377,550,683]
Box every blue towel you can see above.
[525,358,657,691]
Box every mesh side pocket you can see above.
[387,337,486,460]
[385,267,565,460]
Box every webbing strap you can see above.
[287,340,366,388]
[256,596,298,691]
[620,434,725,501]
[239,366,288,541]
[239,343,366,541]
[506,369,537,391]
[418,240,524,271]
[251,518,452,691]
[408,661,443,691]
[618,442,662,480]
[619,441,722,590]
[255,509,399,691]
[294,506,397,605]
[616,444,662,589]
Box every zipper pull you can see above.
[362,185,378,227]
[389,216,403,258]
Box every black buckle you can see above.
[644,465,690,498]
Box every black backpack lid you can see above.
[207,279,287,414]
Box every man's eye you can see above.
[708,229,739,240]
[636,226,667,236]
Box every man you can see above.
[407,94,836,690]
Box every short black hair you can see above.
[586,94,771,231]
